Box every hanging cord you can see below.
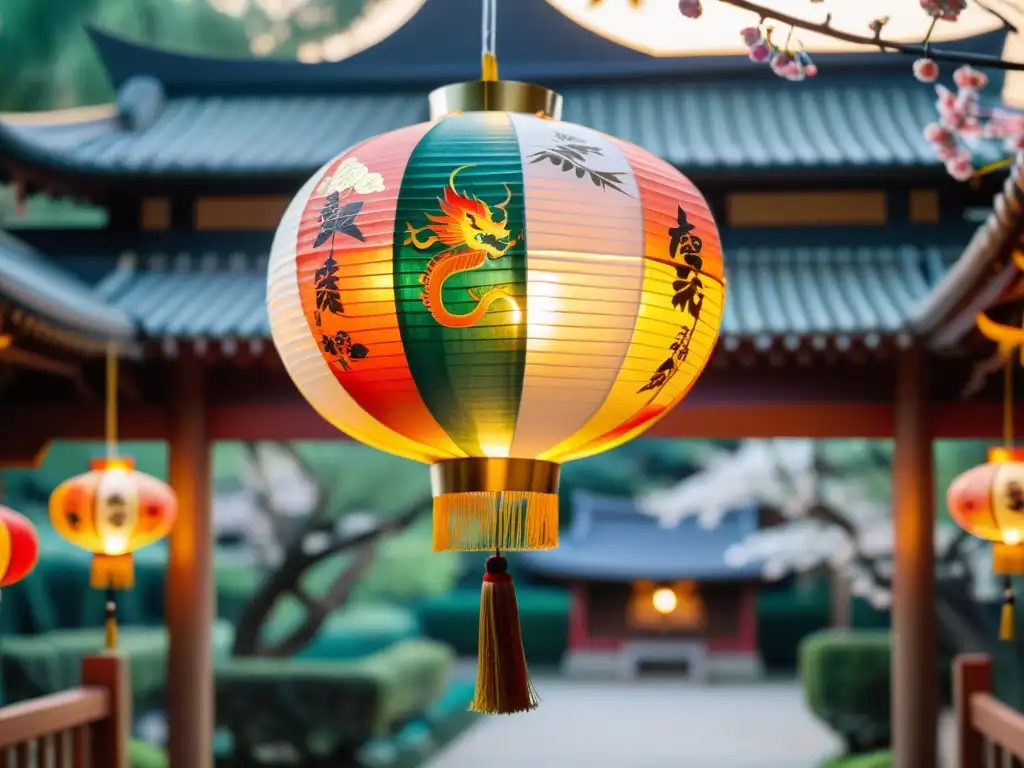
[105,342,119,459]
[104,342,119,651]
[481,0,498,81]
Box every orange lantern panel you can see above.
[49,457,177,590]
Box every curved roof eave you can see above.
[0,231,138,347]
[910,153,1024,349]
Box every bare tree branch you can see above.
[231,493,430,657]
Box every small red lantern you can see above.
[947,447,1024,640]
[0,505,39,588]
[49,458,176,590]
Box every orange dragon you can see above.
[403,164,522,328]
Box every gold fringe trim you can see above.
[432,491,558,552]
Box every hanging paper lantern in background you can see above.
[268,80,725,713]
[947,447,1024,641]
[0,505,40,589]
[49,457,177,591]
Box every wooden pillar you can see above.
[953,654,992,768]
[891,345,938,768]
[166,353,213,768]
[82,654,132,768]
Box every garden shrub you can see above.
[800,630,891,754]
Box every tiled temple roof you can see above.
[520,491,763,582]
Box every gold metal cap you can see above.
[429,457,560,497]
[428,80,563,120]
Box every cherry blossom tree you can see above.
[592,0,1024,181]
[638,438,1000,653]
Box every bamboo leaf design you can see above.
[528,133,630,196]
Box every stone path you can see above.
[423,678,843,768]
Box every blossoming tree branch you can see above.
[593,0,1024,180]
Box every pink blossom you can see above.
[678,0,703,18]
[923,123,952,144]
[1005,135,1024,153]
[804,63,818,78]
[920,0,967,21]
[935,143,958,162]
[748,42,771,63]
[953,65,988,91]
[913,58,939,83]
[770,52,793,76]
[945,155,974,182]
[740,26,761,46]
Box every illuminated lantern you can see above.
[268,80,725,713]
[49,458,177,591]
[0,506,40,589]
[947,447,1024,640]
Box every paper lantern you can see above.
[947,447,1024,640]
[268,83,724,552]
[268,80,725,714]
[49,457,177,590]
[0,506,39,588]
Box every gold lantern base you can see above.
[994,542,1024,575]
[430,458,560,552]
[428,80,563,120]
[90,553,135,590]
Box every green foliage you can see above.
[130,739,167,768]
[414,586,569,664]
[215,638,453,762]
[800,630,892,754]
[1,622,234,708]
[817,750,892,768]
[263,603,420,660]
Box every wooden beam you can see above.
[725,190,887,227]
[2,398,1024,462]
[165,354,213,768]
[891,345,938,768]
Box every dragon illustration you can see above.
[403,164,521,328]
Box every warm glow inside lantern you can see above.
[49,458,177,590]
[268,77,725,714]
[947,447,1024,639]
[0,505,40,589]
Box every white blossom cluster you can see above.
[638,438,996,608]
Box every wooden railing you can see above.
[954,654,1024,768]
[0,654,131,768]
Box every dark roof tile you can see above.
[0,81,999,177]
[82,237,959,343]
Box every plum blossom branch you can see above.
[677,0,1024,71]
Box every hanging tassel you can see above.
[470,554,538,715]
[104,587,119,651]
[1001,576,1016,642]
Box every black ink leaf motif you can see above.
[314,192,365,247]
[314,255,344,318]
[1008,481,1024,513]
[320,329,370,371]
[528,134,630,195]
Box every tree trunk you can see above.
[830,568,852,629]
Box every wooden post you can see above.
[82,654,131,768]
[891,345,938,768]
[166,353,214,768]
[953,654,992,768]
[829,568,852,629]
